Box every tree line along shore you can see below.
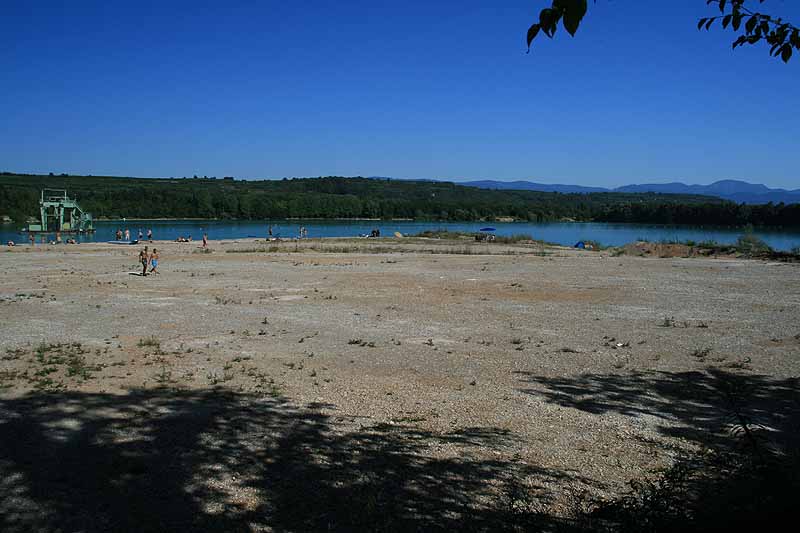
[1,172,799,227]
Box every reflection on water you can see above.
[2,220,799,251]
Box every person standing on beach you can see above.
[268,225,273,239]
[116,229,122,241]
[29,233,35,246]
[139,246,149,276]
[138,229,143,241]
[147,228,153,242]
[125,228,130,241]
[149,248,159,275]
[202,232,208,248]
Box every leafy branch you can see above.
[699,0,799,62]
[527,0,799,62]
[526,0,589,47]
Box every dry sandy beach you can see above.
[1,238,798,531]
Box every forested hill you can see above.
[1,173,798,227]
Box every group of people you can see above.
[175,231,211,245]
[265,225,310,241]
[115,228,152,242]
[9,232,79,247]
[137,246,159,276]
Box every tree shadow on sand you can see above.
[515,367,800,531]
[1,388,590,533]
[515,367,800,452]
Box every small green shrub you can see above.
[735,233,772,255]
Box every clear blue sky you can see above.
[2,0,798,188]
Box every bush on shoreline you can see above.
[623,231,800,261]
[413,229,542,244]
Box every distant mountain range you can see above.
[458,179,800,205]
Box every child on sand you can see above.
[149,249,159,275]
[139,247,149,276]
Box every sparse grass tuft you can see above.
[691,347,712,361]
[155,364,173,385]
[137,337,161,349]
[659,316,676,328]
[348,338,375,347]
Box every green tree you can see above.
[527,0,799,62]
[193,190,215,218]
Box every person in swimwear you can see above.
[139,246,149,276]
[149,248,159,275]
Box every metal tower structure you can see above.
[26,189,94,234]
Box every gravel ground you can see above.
[1,238,798,531]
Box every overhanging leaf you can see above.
[781,44,793,62]
[527,23,541,48]
[745,15,757,34]
[732,12,743,31]
[722,14,732,29]
[562,0,588,37]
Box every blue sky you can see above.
[1,0,798,188]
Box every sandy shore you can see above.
[1,238,798,530]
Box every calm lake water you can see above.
[3,220,800,251]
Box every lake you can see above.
[3,220,799,251]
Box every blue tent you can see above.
[575,241,586,249]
